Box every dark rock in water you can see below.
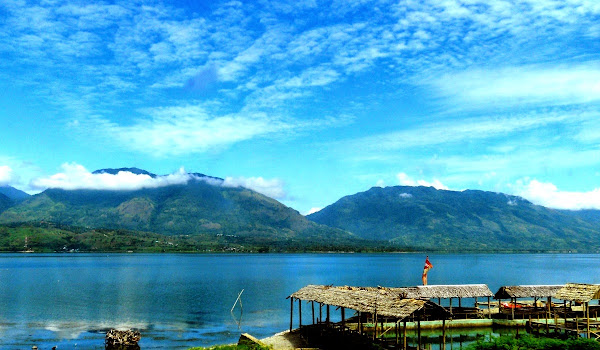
[105,329,141,350]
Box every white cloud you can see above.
[0,165,13,186]
[399,193,413,198]
[433,64,600,108]
[105,107,295,156]
[305,207,322,215]
[30,163,194,191]
[512,178,600,210]
[28,163,288,200]
[222,176,286,199]
[397,172,449,190]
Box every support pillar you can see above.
[290,298,294,331]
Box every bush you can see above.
[468,335,600,350]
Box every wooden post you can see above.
[290,298,294,331]
[564,300,567,327]
[449,298,453,314]
[374,312,378,340]
[511,298,515,320]
[458,297,462,308]
[380,318,384,338]
[403,320,407,350]
[319,303,322,324]
[326,304,330,324]
[442,319,447,350]
[299,299,302,327]
[395,320,399,344]
[341,307,345,330]
[488,297,491,318]
[359,312,363,334]
[312,301,315,325]
[418,318,421,349]
[587,302,591,339]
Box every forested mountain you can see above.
[0,185,30,202]
[307,186,600,252]
[0,193,12,213]
[0,171,356,250]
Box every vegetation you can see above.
[308,186,600,252]
[6,176,600,252]
[0,178,361,248]
[188,344,271,350]
[0,222,396,253]
[468,335,600,350]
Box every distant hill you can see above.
[0,193,12,213]
[307,186,600,252]
[0,171,358,250]
[0,185,30,202]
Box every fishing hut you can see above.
[395,284,494,319]
[549,283,600,339]
[288,285,451,349]
[494,285,563,320]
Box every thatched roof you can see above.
[554,283,600,303]
[494,285,564,299]
[393,284,494,299]
[289,285,450,319]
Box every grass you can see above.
[188,345,271,350]
[467,335,600,350]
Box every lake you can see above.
[0,253,598,349]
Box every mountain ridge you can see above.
[307,185,600,252]
[0,170,357,250]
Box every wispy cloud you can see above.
[2,0,599,158]
[343,108,590,154]
[432,63,600,109]
[223,176,287,199]
[85,104,352,156]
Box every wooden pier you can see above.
[286,282,600,349]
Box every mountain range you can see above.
[307,186,600,252]
[1,168,600,252]
[0,168,358,251]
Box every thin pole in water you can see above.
[231,289,244,313]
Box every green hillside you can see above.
[0,185,31,202]
[0,177,358,249]
[307,186,600,252]
[0,193,12,213]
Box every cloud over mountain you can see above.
[512,179,600,210]
[223,176,286,200]
[0,166,12,186]
[30,163,195,191]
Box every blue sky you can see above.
[1,0,600,214]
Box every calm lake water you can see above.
[0,253,598,349]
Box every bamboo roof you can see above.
[494,285,564,299]
[554,283,600,303]
[393,284,494,299]
[289,285,450,319]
